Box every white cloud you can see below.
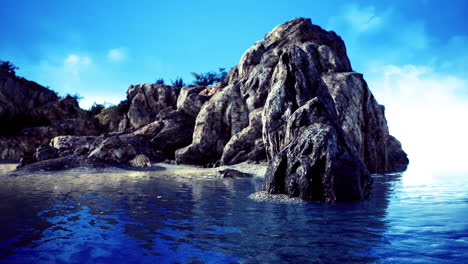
[367,64,468,175]
[64,54,92,77]
[107,48,127,62]
[79,93,123,110]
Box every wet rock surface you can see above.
[218,169,254,179]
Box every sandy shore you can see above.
[0,160,305,204]
[0,161,267,178]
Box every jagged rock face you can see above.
[175,18,408,173]
[176,86,210,118]
[126,84,180,129]
[322,72,409,172]
[0,72,59,120]
[175,18,354,165]
[131,86,210,158]
[174,17,407,201]
[263,98,372,202]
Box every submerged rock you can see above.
[218,169,254,178]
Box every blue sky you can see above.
[2,0,468,173]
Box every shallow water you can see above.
[0,166,467,263]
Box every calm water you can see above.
[0,165,467,263]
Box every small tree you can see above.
[0,60,19,75]
[191,68,227,86]
[155,78,165,85]
[66,93,83,102]
[171,77,185,88]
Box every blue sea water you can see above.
[0,166,466,263]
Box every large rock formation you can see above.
[5,18,409,202]
[175,18,407,201]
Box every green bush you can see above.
[191,68,227,86]
[172,77,185,88]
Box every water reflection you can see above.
[0,166,466,263]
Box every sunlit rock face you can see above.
[175,17,407,201]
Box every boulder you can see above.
[129,154,151,167]
[33,145,58,162]
[87,136,136,164]
[50,135,97,153]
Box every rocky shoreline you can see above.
[0,18,408,202]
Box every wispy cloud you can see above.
[107,48,127,62]
[328,3,389,34]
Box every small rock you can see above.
[129,154,151,167]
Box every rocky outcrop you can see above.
[132,85,210,158]
[174,17,407,201]
[175,18,407,172]
[0,72,59,122]
[5,18,409,202]
[0,71,86,136]
[0,71,102,160]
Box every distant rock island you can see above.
[0,18,408,202]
